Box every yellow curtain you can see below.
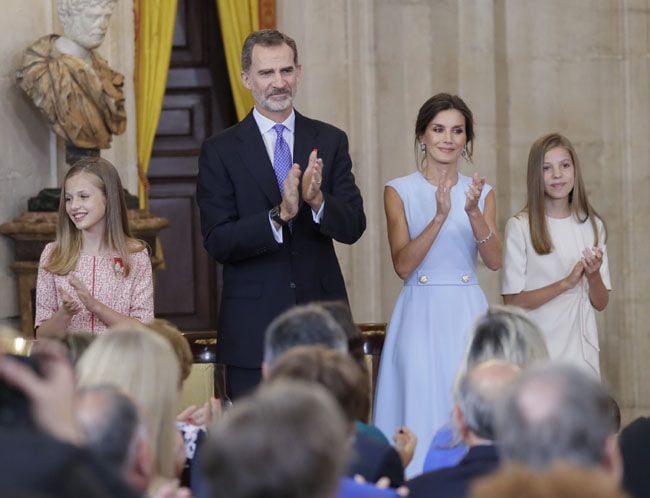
[134,0,178,209]
[216,0,259,121]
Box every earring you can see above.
[461,145,469,160]
[420,143,426,152]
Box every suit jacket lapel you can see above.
[235,112,281,205]
[293,111,318,174]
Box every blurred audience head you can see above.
[453,360,520,443]
[145,318,193,387]
[76,326,180,485]
[55,332,95,365]
[468,464,629,498]
[618,416,650,498]
[266,345,368,432]
[263,304,347,367]
[76,384,152,494]
[495,363,621,481]
[461,305,549,374]
[202,380,348,498]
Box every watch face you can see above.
[270,206,284,225]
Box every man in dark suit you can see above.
[197,29,366,399]
[408,361,519,498]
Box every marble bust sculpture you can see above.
[16,0,126,151]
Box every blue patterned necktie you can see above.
[273,124,292,195]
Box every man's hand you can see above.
[278,164,302,225]
[302,149,324,211]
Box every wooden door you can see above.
[148,0,236,332]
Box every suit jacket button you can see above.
[289,282,296,289]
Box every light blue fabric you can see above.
[373,172,490,478]
[422,421,468,473]
[337,477,400,497]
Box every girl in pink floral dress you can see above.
[35,157,154,336]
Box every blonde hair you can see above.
[76,327,180,481]
[145,319,193,386]
[523,133,607,255]
[45,157,145,276]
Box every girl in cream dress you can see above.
[502,133,610,376]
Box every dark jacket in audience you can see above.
[348,431,404,488]
[0,428,141,498]
[619,416,650,498]
[407,444,499,498]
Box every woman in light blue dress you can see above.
[373,94,502,476]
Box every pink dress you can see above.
[35,242,154,334]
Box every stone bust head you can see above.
[57,0,117,52]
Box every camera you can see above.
[0,354,42,429]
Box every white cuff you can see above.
[269,214,283,243]
[312,200,325,224]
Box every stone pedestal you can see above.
[0,210,168,337]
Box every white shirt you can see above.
[252,108,324,242]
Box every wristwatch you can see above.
[269,205,287,226]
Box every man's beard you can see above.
[257,90,294,112]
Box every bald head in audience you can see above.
[454,361,520,445]
[494,363,622,482]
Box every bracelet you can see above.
[475,230,493,245]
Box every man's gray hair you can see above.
[495,363,617,469]
[202,380,348,498]
[76,384,142,474]
[455,361,520,440]
[240,29,298,73]
[263,304,348,365]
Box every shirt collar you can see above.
[253,108,295,135]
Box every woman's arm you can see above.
[466,188,502,271]
[385,185,448,280]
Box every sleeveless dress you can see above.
[373,171,490,477]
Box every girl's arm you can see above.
[35,246,77,337]
[466,187,502,271]
[503,261,584,310]
[385,182,449,280]
[37,307,75,338]
[69,274,143,328]
[582,247,609,311]
[127,250,154,322]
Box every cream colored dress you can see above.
[501,214,611,376]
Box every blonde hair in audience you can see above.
[146,318,193,387]
[76,326,180,482]
[45,157,145,277]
